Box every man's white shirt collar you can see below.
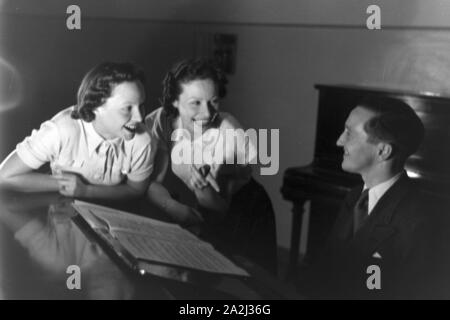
[363,171,403,215]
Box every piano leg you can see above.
[286,199,307,279]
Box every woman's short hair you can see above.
[71,62,145,122]
[160,58,228,117]
[359,96,425,161]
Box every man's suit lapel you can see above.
[352,173,412,256]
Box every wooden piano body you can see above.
[281,84,450,276]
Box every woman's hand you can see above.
[54,172,88,197]
[189,165,220,192]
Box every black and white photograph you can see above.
[0,0,449,302]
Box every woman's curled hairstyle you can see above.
[160,58,228,117]
[71,62,145,122]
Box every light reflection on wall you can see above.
[0,57,23,113]
[0,57,23,159]
[380,33,450,96]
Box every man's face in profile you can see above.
[336,106,379,175]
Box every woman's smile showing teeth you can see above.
[123,123,138,140]
[124,124,137,132]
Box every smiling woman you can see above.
[88,81,145,141]
[145,58,277,273]
[0,62,154,201]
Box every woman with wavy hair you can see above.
[0,62,154,201]
[145,58,277,273]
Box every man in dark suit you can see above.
[302,96,445,299]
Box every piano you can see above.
[281,84,450,277]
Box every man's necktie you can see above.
[353,188,369,234]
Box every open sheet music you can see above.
[71,200,249,277]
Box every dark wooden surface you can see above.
[0,189,299,299]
